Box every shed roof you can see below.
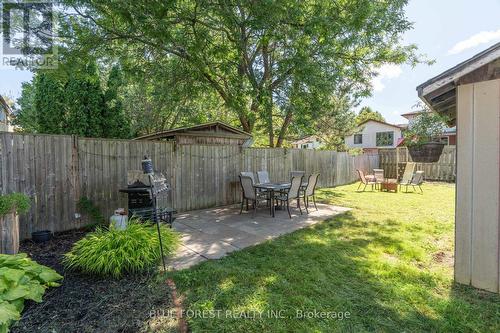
[134,121,252,141]
[417,42,500,125]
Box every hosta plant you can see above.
[63,219,180,278]
[0,254,62,333]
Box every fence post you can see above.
[0,212,19,254]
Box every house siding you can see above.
[345,121,402,149]
[456,79,500,293]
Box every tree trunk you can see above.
[276,110,293,147]
[262,40,274,147]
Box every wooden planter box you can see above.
[0,212,19,254]
[408,143,445,163]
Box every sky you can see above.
[1,0,500,124]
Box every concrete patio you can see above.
[167,203,350,270]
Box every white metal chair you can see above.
[399,162,416,192]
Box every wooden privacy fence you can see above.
[0,132,378,239]
[379,146,456,181]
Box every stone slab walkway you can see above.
[167,203,350,270]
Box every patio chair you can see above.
[301,173,320,213]
[257,170,271,184]
[373,168,384,189]
[290,170,305,178]
[399,162,416,191]
[240,171,256,184]
[409,170,424,193]
[274,175,304,218]
[239,175,266,216]
[356,169,376,191]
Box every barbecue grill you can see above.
[119,158,177,271]
[119,172,176,224]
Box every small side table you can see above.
[380,179,398,192]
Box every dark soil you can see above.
[11,230,178,333]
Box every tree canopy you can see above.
[15,62,131,138]
[53,0,424,146]
[355,106,386,125]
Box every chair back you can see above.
[373,169,384,182]
[400,162,416,184]
[411,171,424,185]
[288,175,303,199]
[357,169,367,184]
[257,171,270,184]
[239,175,256,200]
[305,173,320,196]
[290,170,305,178]
[240,171,255,184]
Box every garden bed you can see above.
[11,230,178,333]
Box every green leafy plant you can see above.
[63,219,180,278]
[404,110,448,146]
[0,253,62,333]
[0,193,30,216]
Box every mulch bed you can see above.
[11,230,178,333]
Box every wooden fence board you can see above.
[1,133,377,238]
[379,146,456,181]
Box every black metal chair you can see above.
[302,173,320,213]
[274,175,304,218]
[239,175,265,216]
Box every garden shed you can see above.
[134,121,252,146]
[417,42,500,293]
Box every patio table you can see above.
[254,182,291,217]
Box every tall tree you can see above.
[34,73,65,134]
[13,82,39,133]
[62,0,425,146]
[103,65,131,138]
[355,106,386,125]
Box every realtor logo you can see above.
[1,0,57,68]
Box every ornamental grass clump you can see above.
[63,219,180,278]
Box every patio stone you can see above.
[170,203,349,270]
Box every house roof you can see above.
[400,110,425,118]
[356,119,404,129]
[417,42,500,126]
[134,121,252,140]
[291,135,318,145]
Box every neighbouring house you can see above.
[400,110,456,145]
[290,135,322,149]
[418,42,500,293]
[134,121,253,146]
[0,94,14,132]
[344,119,403,153]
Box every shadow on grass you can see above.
[168,212,500,332]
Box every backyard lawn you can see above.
[169,183,500,332]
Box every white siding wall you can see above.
[345,121,402,149]
[456,79,500,293]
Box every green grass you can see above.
[169,183,500,332]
